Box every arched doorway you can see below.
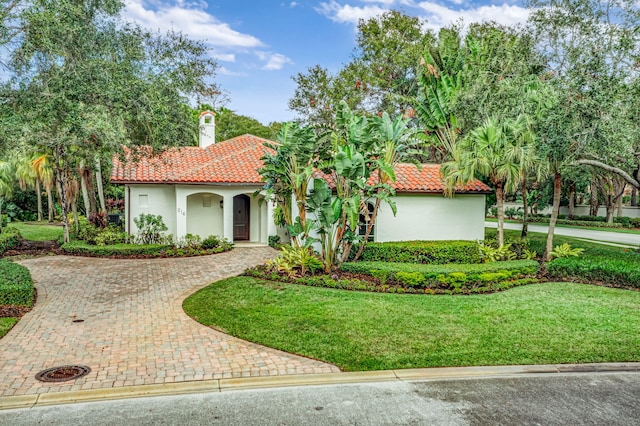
[233,194,250,241]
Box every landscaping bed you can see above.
[0,259,35,322]
[61,240,232,259]
[352,240,481,264]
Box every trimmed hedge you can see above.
[0,227,21,255]
[61,240,231,258]
[353,240,481,264]
[548,256,640,288]
[340,260,539,291]
[0,259,34,307]
[527,217,623,228]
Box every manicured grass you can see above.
[184,278,640,371]
[486,218,640,234]
[8,222,63,241]
[0,318,17,338]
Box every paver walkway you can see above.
[0,249,339,397]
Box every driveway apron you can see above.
[0,248,339,397]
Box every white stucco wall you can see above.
[125,184,268,243]
[375,194,486,242]
[186,193,224,238]
[126,185,177,236]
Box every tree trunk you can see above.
[80,167,91,217]
[589,176,599,216]
[632,165,640,207]
[54,147,70,243]
[36,179,43,222]
[521,179,528,238]
[568,181,575,219]
[545,171,562,261]
[352,197,381,262]
[47,185,54,222]
[95,156,106,213]
[496,182,505,247]
[71,197,79,233]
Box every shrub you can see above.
[548,256,640,288]
[268,235,281,248]
[89,211,108,229]
[202,235,221,249]
[0,227,21,255]
[478,243,518,262]
[94,226,130,246]
[549,243,585,260]
[528,217,623,228]
[340,260,539,292]
[265,245,323,277]
[0,260,34,307]
[353,240,481,264]
[174,234,202,249]
[395,271,426,288]
[133,214,168,244]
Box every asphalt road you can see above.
[3,372,640,425]
[486,221,640,247]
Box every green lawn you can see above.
[184,278,640,371]
[486,217,640,235]
[7,222,63,241]
[0,318,17,338]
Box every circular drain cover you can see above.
[35,365,91,382]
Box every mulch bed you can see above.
[2,239,63,258]
[0,305,32,318]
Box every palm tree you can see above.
[0,159,14,231]
[31,154,55,222]
[442,116,534,247]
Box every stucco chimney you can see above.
[198,110,216,148]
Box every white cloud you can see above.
[290,1,298,7]
[212,53,236,62]
[218,66,248,76]
[416,1,530,29]
[316,1,388,24]
[123,0,263,47]
[316,1,529,29]
[256,52,294,70]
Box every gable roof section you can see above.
[111,136,492,194]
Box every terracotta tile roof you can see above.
[315,164,491,194]
[110,134,274,184]
[111,139,491,194]
[385,163,492,194]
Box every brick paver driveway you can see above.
[0,248,339,396]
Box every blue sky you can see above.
[124,0,530,124]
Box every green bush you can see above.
[340,260,539,291]
[353,240,481,264]
[0,227,21,255]
[0,259,34,307]
[202,235,221,249]
[548,256,640,288]
[395,271,426,288]
[268,235,281,248]
[528,217,623,228]
[133,213,168,244]
[61,240,233,258]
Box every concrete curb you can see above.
[2,362,640,411]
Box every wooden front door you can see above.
[233,195,250,241]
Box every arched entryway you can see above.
[233,194,250,241]
[186,192,223,238]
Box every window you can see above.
[139,194,148,208]
[358,203,375,242]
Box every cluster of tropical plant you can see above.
[260,101,421,272]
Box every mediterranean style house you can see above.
[110,111,492,245]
